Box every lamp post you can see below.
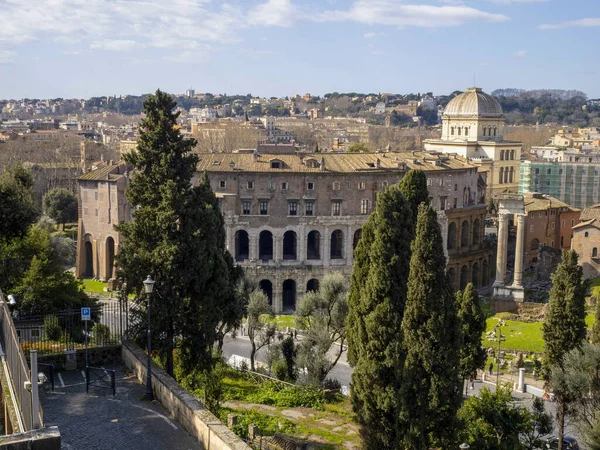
[143,275,155,401]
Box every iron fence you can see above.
[13,300,126,355]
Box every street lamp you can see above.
[459,444,470,449]
[143,275,155,401]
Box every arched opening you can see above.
[448,268,456,290]
[472,219,480,245]
[306,279,319,293]
[482,260,489,286]
[499,167,504,184]
[234,230,249,261]
[282,279,296,312]
[511,150,515,160]
[504,167,509,184]
[353,229,363,251]
[461,220,469,248]
[483,127,487,137]
[84,240,94,278]
[448,222,457,250]
[307,230,320,260]
[283,231,297,260]
[259,230,273,261]
[493,128,497,137]
[460,265,469,290]
[451,127,455,135]
[472,262,480,288]
[106,237,115,279]
[330,230,343,259]
[259,280,273,305]
[500,150,504,161]
[530,238,540,251]
[509,167,514,183]
[594,248,598,258]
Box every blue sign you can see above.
[81,307,91,321]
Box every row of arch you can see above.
[500,150,516,161]
[482,127,498,137]
[447,219,482,250]
[235,229,363,262]
[82,234,115,280]
[448,260,490,291]
[450,126,470,137]
[498,167,515,185]
[258,278,320,312]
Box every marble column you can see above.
[513,214,525,287]
[494,213,509,286]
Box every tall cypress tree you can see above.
[457,283,487,392]
[398,169,429,227]
[543,249,587,449]
[346,184,414,448]
[400,203,462,449]
[116,90,239,376]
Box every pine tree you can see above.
[543,249,587,449]
[116,90,240,377]
[457,283,487,392]
[400,203,462,449]
[346,184,414,448]
[398,169,429,227]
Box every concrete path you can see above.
[40,364,200,450]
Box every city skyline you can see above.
[0,0,598,99]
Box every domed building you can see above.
[425,87,522,198]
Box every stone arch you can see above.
[448,222,457,250]
[259,279,273,305]
[234,230,249,261]
[283,230,297,260]
[472,262,480,288]
[307,230,321,260]
[472,219,481,245]
[330,229,344,259]
[282,279,296,312]
[461,220,470,248]
[353,228,363,251]
[482,259,489,286]
[306,279,319,292]
[530,238,540,251]
[84,234,94,278]
[483,127,487,137]
[493,127,497,137]
[499,167,504,184]
[460,265,469,290]
[511,150,515,160]
[105,236,115,280]
[259,230,273,261]
[451,126,455,135]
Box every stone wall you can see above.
[0,427,60,450]
[121,340,250,450]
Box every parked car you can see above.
[543,436,580,449]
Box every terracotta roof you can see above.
[573,218,600,230]
[524,194,580,213]
[579,204,600,221]
[196,151,477,174]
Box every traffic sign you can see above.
[81,307,91,321]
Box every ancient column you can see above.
[494,213,509,286]
[513,214,525,287]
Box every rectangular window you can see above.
[95,209,98,217]
[562,220,565,228]
[259,201,268,215]
[268,181,275,190]
[346,181,352,190]
[31,329,40,338]
[454,184,458,192]
[427,179,433,186]
[439,178,444,186]
[242,201,251,215]
[333,181,341,190]
[305,202,314,216]
[281,182,288,190]
[332,201,342,216]
[539,212,543,218]
[247,181,254,189]
[453,198,458,208]
[219,180,226,188]
[547,169,552,175]
[571,219,575,226]
[559,169,563,175]
[288,201,298,216]
[94,192,98,200]
[358,182,366,190]
[440,196,447,210]
[360,199,370,215]
[307,182,314,190]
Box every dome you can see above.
[443,87,503,118]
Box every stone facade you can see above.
[572,204,600,279]
[76,151,492,313]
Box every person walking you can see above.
[489,362,493,375]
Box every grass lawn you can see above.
[81,279,108,294]
[589,276,600,299]
[261,314,296,330]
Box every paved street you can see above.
[40,364,199,450]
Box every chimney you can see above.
[253,152,258,162]
[376,158,381,169]
[321,157,326,172]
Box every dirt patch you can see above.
[224,400,277,412]
[281,409,306,420]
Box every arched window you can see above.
[307,230,321,260]
[259,280,273,305]
[234,230,249,261]
[461,220,470,248]
[499,167,504,184]
[84,234,94,278]
[472,219,480,245]
[259,230,273,261]
[593,248,598,258]
[509,167,514,183]
[511,150,515,160]
[493,128,497,136]
[448,222,457,250]
[460,265,469,290]
[283,230,297,260]
[530,238,540,251]
[451,127,455,136]
[282,279,296,312]
[353,229,363,251]
[482,260,489,286]
[483,127,487,137]
[504,167,509,184]
[330,230,344,259]
[458,127,461,136]
[500,150,504,161]
[306,279,319,293]
[465,127,469,136]
[105,237,115,280]
[585,232,589,238]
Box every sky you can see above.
[0,0,599,99]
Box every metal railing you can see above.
[0,290,41,431]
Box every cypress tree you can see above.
[398,169,429,227]
[400,203,462,449]
[457,283,487,393]
[346,183,414,448]
[543,249,587,449]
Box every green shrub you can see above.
[271,359,288,381]
[218,407,295,439]
[43,315,61,341]
[91,323,110,346]
[246,381,325,409]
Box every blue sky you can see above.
[0,0,598,99]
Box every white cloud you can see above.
[364,32,377,38]
[248,0,298,27]
[0,50,16,64]
[539,17,600,30]
[90,40,145,52]
[318,0,509,28]
[515,49,527,57]
[489,0,549,4]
